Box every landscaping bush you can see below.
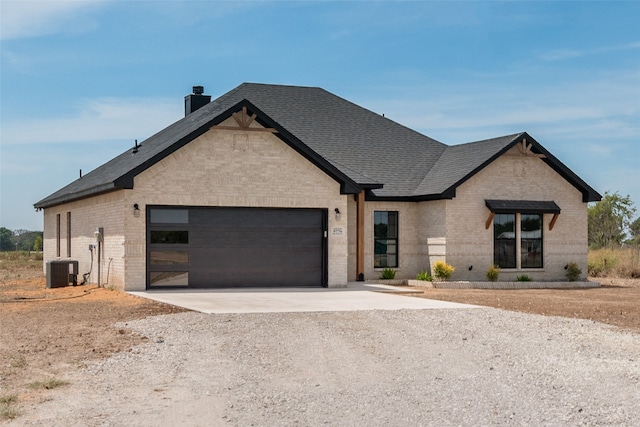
[516,274,532,282]
[415,270,432,281]
[379,268,396,280]
[486,264,500,282]
[432,260,454,281]
[565,262,582,281]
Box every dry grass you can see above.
[588,247,640,278]
[0,394,19,420]
[28,378,69,390]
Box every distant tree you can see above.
[588,191,636,249]
[0,227,14,251]
[13,230,42,252]
[629,217,640,246]
[33,236,43,252]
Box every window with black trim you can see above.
[521,214,542,268]
[66,212,71,257]
[494,214,516,268]
[493,213,543,269]
[374,211,398,268]
[56,214,61,257]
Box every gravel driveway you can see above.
[10,308,639,426]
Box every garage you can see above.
[146,206,327,289]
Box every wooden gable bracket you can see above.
[485,211,495,230]
[517,138,546,158]
[211,106,277,133]
[549,213,559,231]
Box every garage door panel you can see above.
[148,206,326,289]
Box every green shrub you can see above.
[415,270,432,281]
[516,274,532,282]
[379,268,396,280]
[565,262,582,282]
[486,264,500,282]
[432,260,454,281]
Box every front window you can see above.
[493,213,543,269]
[374,211,398,268]
[521,214,542,268]
[494,214,516,268]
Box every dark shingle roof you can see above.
[34,83,601,208]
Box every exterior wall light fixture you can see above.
[334,208,341,221]
[133,203,140,218]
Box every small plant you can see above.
[432,260,454,281]
[415,270,432,281]
[379,268,396,280]
[565,262,582,282]
[0,394,19,420]
[486,264,500,282]
[9,354,27,369]
[516,274,533,282]
[0,395,18,405]
[28,378,69,390]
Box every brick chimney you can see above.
[184,85,211,116]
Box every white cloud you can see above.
[1,97,183,145]
[0,0,104,40]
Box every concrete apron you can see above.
[128,282,479,314]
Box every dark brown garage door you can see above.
[147,206,327,289]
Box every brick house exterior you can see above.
[35,83,600,291]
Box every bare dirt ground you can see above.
[0,269,185,420]
[411,277,640,334]
[0,267,638,421]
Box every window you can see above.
[56,214,61,257]
[374,211,398,268]
[66,212,71,257]
[521,214,542,268]
[150,209,188,224]
[150,230,188,244]
[493,213,543,269]
[494,214,516,268]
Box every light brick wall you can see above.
[444,147,589,281]
[361,201,425,281]
[351,149,588,282]
[42,191,126,288]
[123,118,348,290]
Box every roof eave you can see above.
[34,183,119,210]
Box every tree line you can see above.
[0,228,43,252]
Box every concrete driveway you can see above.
[128,282,478,313]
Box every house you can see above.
[34,83,601,290]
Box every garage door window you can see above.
[150,209,188,223]
[150,272,188,287]
[150,230,188,244]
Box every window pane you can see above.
[150,272,188,287]
[387,212,398,239]
[150,209,188,224]
[150,230,188,244]
[494,214,515,268]
[374,211,388,239]
[494,214,515,239]
[521,214,542,268]
[150,251,189,265]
